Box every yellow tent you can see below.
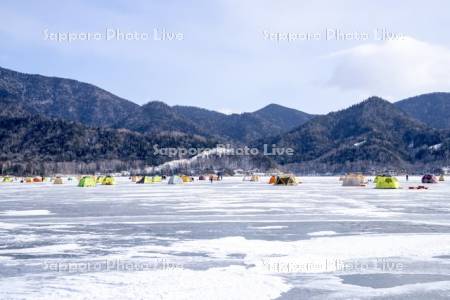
[181,175,192,183]
[102,176,116,185]
[96,176,105,184]
[439,174,445,181]
[375,176,400,189]
[152,176,162,183]
[136,176,152,184]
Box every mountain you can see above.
[119,102,313,143]
[0,97,215,175]
[8,65,450,174]
[0,66,139,127]
[172,104,314,143]
[252,103,314,130]
[262,97,450,172]
[395,92,450,129]
[0,66,313,143]
[117,101,204,136]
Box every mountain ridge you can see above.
[2,65,450,174]
[395,92,450,129]
[261,97,450,172]
[0,66,313,143]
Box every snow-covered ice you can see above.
[0,209,53,216]
[1,176,450,299]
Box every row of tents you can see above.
[78,175,116,187]
[269,175,299,185]
[1,173,446,189]
[132,174,223,184]
[1,176,67,184]
[339,173,445,189]
[421,174,445,183]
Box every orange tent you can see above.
[268,175,277,184]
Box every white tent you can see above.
[168,175,183,185]
[342,174,366,187]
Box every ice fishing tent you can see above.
[131,176,140,182]
[181,175,192,183]
[168,175,183,184]
[102,176,116,185]
[2,176,13,183]
[208,174,220,181]
[268,175,277,184]
[375,176,400,189]
[250,175,260,182]
[78,176,96,187]
[96,176,105,184]
[136,176,152,184]
[342,174,366,187]
[152,176,162,183]
[274,175,297,185]
[25,177,33,183]
[243,174,259,182]
[33,177,42,183]
[439,174,445,181]
[53,177,63,184]
[422,174,438,184]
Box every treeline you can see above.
[0,104,217,175]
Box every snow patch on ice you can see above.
[0,265,291,300]
[0,210,53,216]
[139,234,450,273]
[0,222,24,230]
[249,225,288,230]
[308,231,338,236]
[0,243,82,255]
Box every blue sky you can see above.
[1,0,450,114]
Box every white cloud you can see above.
[327,37,450,100]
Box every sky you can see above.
[1,0,450,114]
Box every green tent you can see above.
[375,176,400,189]
[2,176,13,183]
[78,176,96,187]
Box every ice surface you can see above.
[1,176,450,299]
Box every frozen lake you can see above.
[1,176,450,299]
